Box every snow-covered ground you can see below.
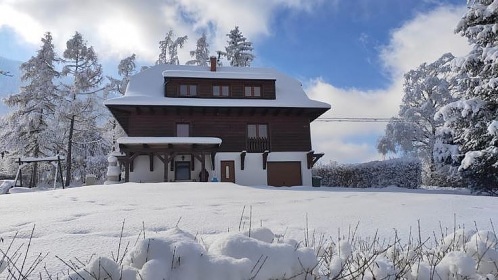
[0,182,496,279]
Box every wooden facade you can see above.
[108,106,325,153]
[164,77,276,99]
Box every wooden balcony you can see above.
[247,137,270,153]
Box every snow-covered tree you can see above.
[156,30,188,65]
[186,33,210,66]
[436,0,498,194]
[60,31,105,186]
[378,53,458,185]
[225,26,254,67]
[106,53,136,96]
[0,32,60,186]
[104,54,133,151]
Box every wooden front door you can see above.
[221,161,235,183]
[175,161,191,181]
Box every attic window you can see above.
[244,86,261,97]
[213,85,229,97]
[179,84,197,96]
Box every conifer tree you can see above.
[186,32,210,66]
[60,31,104,186]
[225,26,254,67]
[107,54,136,96]
[0,32,59,187]
[437,0,498,193]
[156,30,188,65]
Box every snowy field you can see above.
[0,182,497,279]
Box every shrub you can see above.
[314,158,422,189]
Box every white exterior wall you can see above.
[214,152,312,186]
[128,152,312,186]
[129,154,214,183]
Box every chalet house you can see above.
[104,57,330,186]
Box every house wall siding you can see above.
[165,77,276,99]
[126,112,312,152]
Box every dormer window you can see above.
[244,85,261,97]
[179,84,197,96]
[213,85,229,97]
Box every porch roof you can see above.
[117,137,222,146]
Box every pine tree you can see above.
[437,0,498,194]
[105,54,134,151]
[225,26,254,67]
[378,53,458,185]
[106,54,136,96]
[0,32,60,187]
[60,31,104,186]
[186,32,210,66]
[156,30,188,65]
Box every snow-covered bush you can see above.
[2,223,497,279]
[63,227,316,280]
[314,158,422,189]
[317,227,498,279]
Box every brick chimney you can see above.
[210,56,217,72]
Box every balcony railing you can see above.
[247,137,270,153]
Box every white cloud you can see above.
[380,5,471,77]
[0,1,473,164]
[0,0,322,63]
[307,5,472,164]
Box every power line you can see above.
[315,117,401,123]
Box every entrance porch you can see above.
[116,137,221,183]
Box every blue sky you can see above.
[0,0,472,163]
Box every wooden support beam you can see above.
[129,153,140,172]
[163,153,169,182]
[240,151,247,170]
[200,153,207,182]
[124,160,130,182]
[307,151,325,169]
[170,154,175,171]
[149,153,154,172]
[262,150,269,170]
[211,151,216,170]
[191,154,195,171]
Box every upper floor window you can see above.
[176,123,190,137]
[247,124,268,138]
[179,84,197,96]
[244,86,261,97]
[213,85,229,97]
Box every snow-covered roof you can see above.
[117,137,222,145]
[104,64,330,110]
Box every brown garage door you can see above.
[267,161,302,187]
